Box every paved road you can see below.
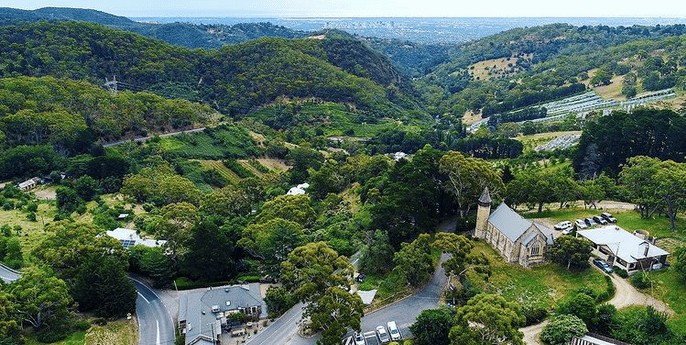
[102,127,206,147]
[132,278,176,345]
[359,253,449,339]
[0,262,20,283]
[246,302,307,345]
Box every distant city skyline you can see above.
[2,0,686,18]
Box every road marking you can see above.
[247,304,303,345]
[156,320,161,345]
[137,292,150,304]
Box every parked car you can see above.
[387,321,402,341]
[584,218,595,226]
[575,219,588,229]
[554,221,573,231]
[356,273,366,283]
[593,258,613,274]
[593,215,608,225]
[376,326,390,343]
[354,332,366,345]
[574,219,588,229]
[601,212,617,223]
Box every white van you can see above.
[387,321,401,341]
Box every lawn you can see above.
[469,241,608,310]
[648,268,686,334]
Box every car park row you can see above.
[349,321,402,345]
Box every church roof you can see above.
[488,203,554,244]
[478,187,492,204]
[488,203,532,242]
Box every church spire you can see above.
[478,187,492,206]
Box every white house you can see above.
[105,228,166,249]
[577,226,669,274]
[18,177,40,191]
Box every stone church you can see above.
[474,187,554,267]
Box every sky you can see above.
[2,0,686,18]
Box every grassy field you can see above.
[470,241,608,310]
[466,54,532,81]
[594,75,626,100]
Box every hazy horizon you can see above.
[3,0,686,18]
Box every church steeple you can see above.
[478,187,492,206]
[475,187,492,239]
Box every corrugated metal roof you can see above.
[578,226,669,264]
[488,203,533,242]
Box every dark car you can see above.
[356,273,366,283]
[593,258,613,274]
[584,218,594,226]
[593,215,608,225]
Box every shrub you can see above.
[540,314,588,345]
[523,306,548,326]
[613,267,629,278]
[630,271,651,289]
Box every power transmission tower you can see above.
[104,75,118,94]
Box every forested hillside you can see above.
[421,23,686,115]
[0,21,424,123]
[0,7,307,48]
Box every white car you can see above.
[376,326,390,343]
[387,321,401,341]
[574,219,588,229]
[354,332,366,345]
[554,221,572,231]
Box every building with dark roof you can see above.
[475,188,554,267]
[178,283,267,345]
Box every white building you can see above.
[577,226,669,274]
[106,228,166,249]
[18,177,40,191]
[286,183,310,196]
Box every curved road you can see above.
[132,278,176,345]
[0,262,20,283]
[247,253,450,345]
